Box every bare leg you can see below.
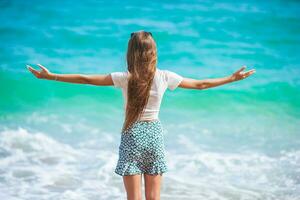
[123,174,142,200]
[144,173,163,200]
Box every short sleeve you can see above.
[110,71,128,88]
[163,70,183,91]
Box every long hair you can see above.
[121,30,157,133]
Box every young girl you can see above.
[27,30,255,200]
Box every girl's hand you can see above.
[26,64,52,79]
[230,66,256,82]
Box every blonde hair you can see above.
[121,30,157,133]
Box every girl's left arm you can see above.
[27,64,114,86]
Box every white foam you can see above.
[162,134,300,199]
[0,127,124,200]
[0,127,299,199]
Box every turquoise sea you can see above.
[1,0,300,199]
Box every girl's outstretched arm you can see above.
[26,64,114,86]
[178,66,256,90]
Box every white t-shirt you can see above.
[111,68,183,121]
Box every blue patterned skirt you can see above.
[115,119,168,176]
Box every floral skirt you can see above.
[115,119,168,176]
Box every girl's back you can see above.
[111,68,183,121]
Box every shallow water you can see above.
[1,0,300,199]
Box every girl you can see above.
[27,30,256,200]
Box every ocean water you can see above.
[1,0,300,199]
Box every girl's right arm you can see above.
[178,66,256,90]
